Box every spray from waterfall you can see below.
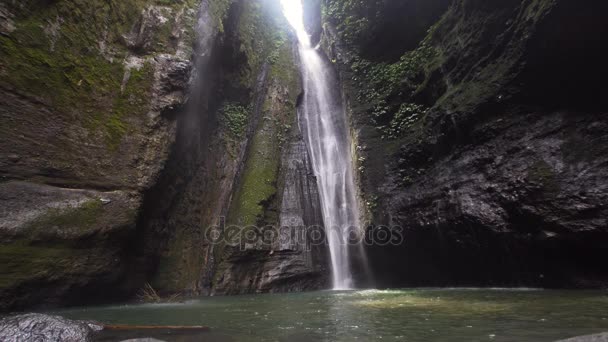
[281,0,368,290]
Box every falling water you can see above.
[281,0,364,289]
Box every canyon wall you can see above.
[0,0,327,311]
[316,0,608,288]
[0,0,200,310]
[3,0,608,312]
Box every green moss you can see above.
[225,38,299,228]
[0,0,194,149]
[0,241,80,289]
[220,103,250,138]
[380,103,429,140]
[269,40,300,101]
[109,62,155,148]
[0,199,109,289]
[25,200,105,234]
[0,196,136,291]
[0,29,154,148]
[227,115,280,226]
[144,0,296,293]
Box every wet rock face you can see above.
[0,313,103,342]
[0,0,197,310]
[139,0,329,296]
[370,111,608,288]
[0,181,138,310]
[213,121,330,294]
[210,34,330,293]
[320,0,608,287]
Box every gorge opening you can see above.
[2,0,608,340]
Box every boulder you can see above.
[557,333,608,341]
[0,313,102,342]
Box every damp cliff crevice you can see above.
[317,0,608,288]
[137,0,329,297]
[211,38,330,295]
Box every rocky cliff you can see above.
[138,0,329,296]
[0,0,199,310]
[209,8,329,295]
[0,0,327,311]
[316,0,608,288]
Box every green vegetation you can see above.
[382,103,429,140]
[323,0,378,46]
[269,40,300,98]
[224,49,299,229]
[347,28,439,139]
[227,113,281,226]
[220,103,250,138]
[322,1,448,140]
[152,227,206,292]
[365,195,379,211]
[151,0,298,292]
[225,10,299,226]
[210,0,234,33]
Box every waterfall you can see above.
[281,0,365,290]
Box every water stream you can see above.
[281,0,364,290]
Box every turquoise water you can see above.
[53,289,608,341]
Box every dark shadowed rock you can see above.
[320,0,608,287]
[0,313,102,342]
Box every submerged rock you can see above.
[557,333,608,341]
[0,313,102,342]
